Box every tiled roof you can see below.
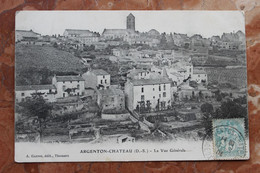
[64,29,95,36]
[98,86,124,96]
[148,29,160,35]
[56,75,85,82]
[16,30,40,38]
[193,68,207,74]
[170,72,183,77]
[127,69,149,79]
[102,29,136,35]
[16,85,56,91]
[131,78,171,86]
[177,68,186,72]
[91,69,109,76]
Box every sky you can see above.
[15,11,245,38]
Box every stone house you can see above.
[82,69,110,90]
[97,85,125,113]
[15,85,57,102]
[52,75,85,98]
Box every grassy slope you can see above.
[15,44,84,73]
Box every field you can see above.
[15,44,85,85]
[205,67,247,88]
[16,44,85,73]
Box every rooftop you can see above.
[102,29,136,35]
[64,29,96,36]
[130,78,171,86]
[193,68,207,74]
[98,86,124,96]
[147,29,160,35]
[16,84,55,91]
[177,68,186,72]
[170,72,183,77]
[55,75,85,82]
[91,69,109,76]
[16,30,40,38]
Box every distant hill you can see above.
[15,44,85,85]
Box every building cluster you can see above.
[16,59,210,117]
[15,13,245,117]
[16,13,245,53]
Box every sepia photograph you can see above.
[15,10,249,162]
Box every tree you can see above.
[201,103,214,115]
[168,32,174,46]
[189,80,198,88]
[19,95,52,141]
[173,92,179,102]
[216,94,222,102]
[53,42,58,48]
[159,32,167,48]
[19,94,52,120]
[201,102,214,137]
[146,101,151,113]
[216,100,247,118]
[192,91,195,100]
[198,91,203,99]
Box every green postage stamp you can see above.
[213,118,246,159]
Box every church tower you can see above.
[127,13,135,31]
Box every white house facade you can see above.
[125,78,172,112]
[52,75,85,98]
[16,85,57,102]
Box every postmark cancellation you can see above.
[212,118,247,160]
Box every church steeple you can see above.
[127,13,135,31]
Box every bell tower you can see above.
[127,13,135,31]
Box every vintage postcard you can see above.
[15,11,249,162]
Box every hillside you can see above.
[16,44,84,72]
[15,44,85,85]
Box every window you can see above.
[100,80,103,84]
[159,85,161,91]
[49,89,51,93]
[198,75,200,77]
[153,96,155,99]
[159,94,161,98]
[63,81,65,84]
[141,87,144,93]
[205,74,206,77]
[105,79,107,84]
[153,88,155,91]
[111,97,114,102]
[63,93,65,97]
[163,92,166,97]
[78,81,79,83]
[21,93,24,96]
[70,81,72,83]
[103,75,105,79]
[62,85,66,91]
[141,95,145,101]
[163,84,166,90]
[77,84,80,89]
